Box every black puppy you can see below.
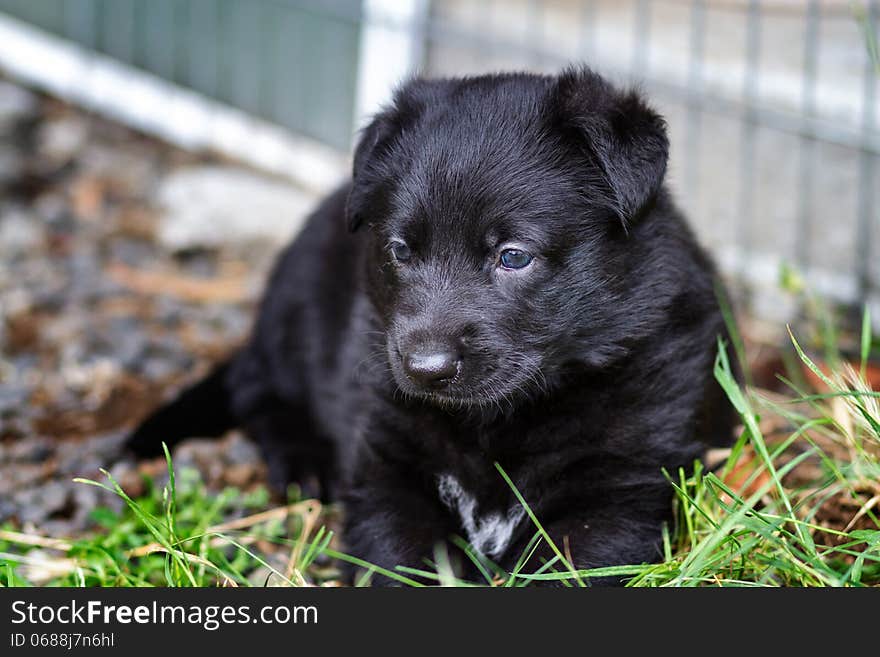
[128,68,736,584]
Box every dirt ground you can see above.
[0,77,293,537]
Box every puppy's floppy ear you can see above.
[346,78,451,232]
[346,113,394,232]
[552,67,669,225]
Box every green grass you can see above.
[2,309,879,587]
[0,448,335,587]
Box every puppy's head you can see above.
[348,68,669,409]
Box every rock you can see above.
[224,432,260,465]
[38,116,89,165]
[5,435,53,462]
[78,143,156,194]
[107,237,156,266]
[113,325,150,369]
[224,463,258,488]
[0,497,17,522]
[57,355,119,396]
[109,461,146,499]
[0,149,23,184]
[156,166,316,250]
[0,462,51,495]
[52,430,127,479]
[0,384,31,416]
[71,482,122,530]
[85,429,128,459]
[0,208,43,254]
[0,80,38,135]
[136,457,170,482]
[14,481,71,524]
[154,296,183,327]
[34,192,70,226]
[140,353,189,381]
[54,440,100,478]
[174,438,224,470]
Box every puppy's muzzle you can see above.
[402,342,461,388]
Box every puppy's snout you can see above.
[403,344,461,387]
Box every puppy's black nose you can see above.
[403,347,460,387]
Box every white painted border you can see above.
[354,0,429,130]
[0,13,348,194]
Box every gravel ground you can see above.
[0,77,315,537]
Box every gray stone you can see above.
[156,166,316,250]
[0,149,23,183]
[79,143,156,193]
[34,193,71,226]
[0,80,38,134]
[114,326,149,369]
[154,296,183,327]
[0,209,43,254]
[0,497,17,522]
[141,353,189,381]
[38,116,89,164]
[0,462,48,493]
[224,432,260,465]
[173,438,224,469]
[14,481,71,524]
[5,435,52,462]
[0,383,30,415]
[85,430,128,459]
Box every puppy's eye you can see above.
[389,240,412,263]
[498,248,533,270]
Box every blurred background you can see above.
[0,1,878,558]
[1,0,878,319]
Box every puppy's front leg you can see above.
[343,461,459,585]
[507,500,670,587]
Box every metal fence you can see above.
[0,0,362,149]
[0,0,878,323]
[418,0,880,324]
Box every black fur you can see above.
[127,68,737,585]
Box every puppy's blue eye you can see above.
[390,241,412,263]
[499,248,533,270]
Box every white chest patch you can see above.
[437,474,525,559]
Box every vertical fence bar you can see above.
[151,0,175,81]
[217,0,231,104]
[408,0,429,74]
[101,0,135,63]
[795,0,820,277]
[353,0,429,130]
[736,0,762,279]
[93,0,104,55]
[685,0,706,202]
[579,0,597,65]
[186,0,218,99]
[62,0,97,50]
[236,1,261,113]
[258,0,278,122]
[632,0,652,78]
[101,0,133,62]
[527,0,544,68]
[856,0,879,308]
[132,0,145,70]
[173,0,189,86]
[477,0,497,68]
